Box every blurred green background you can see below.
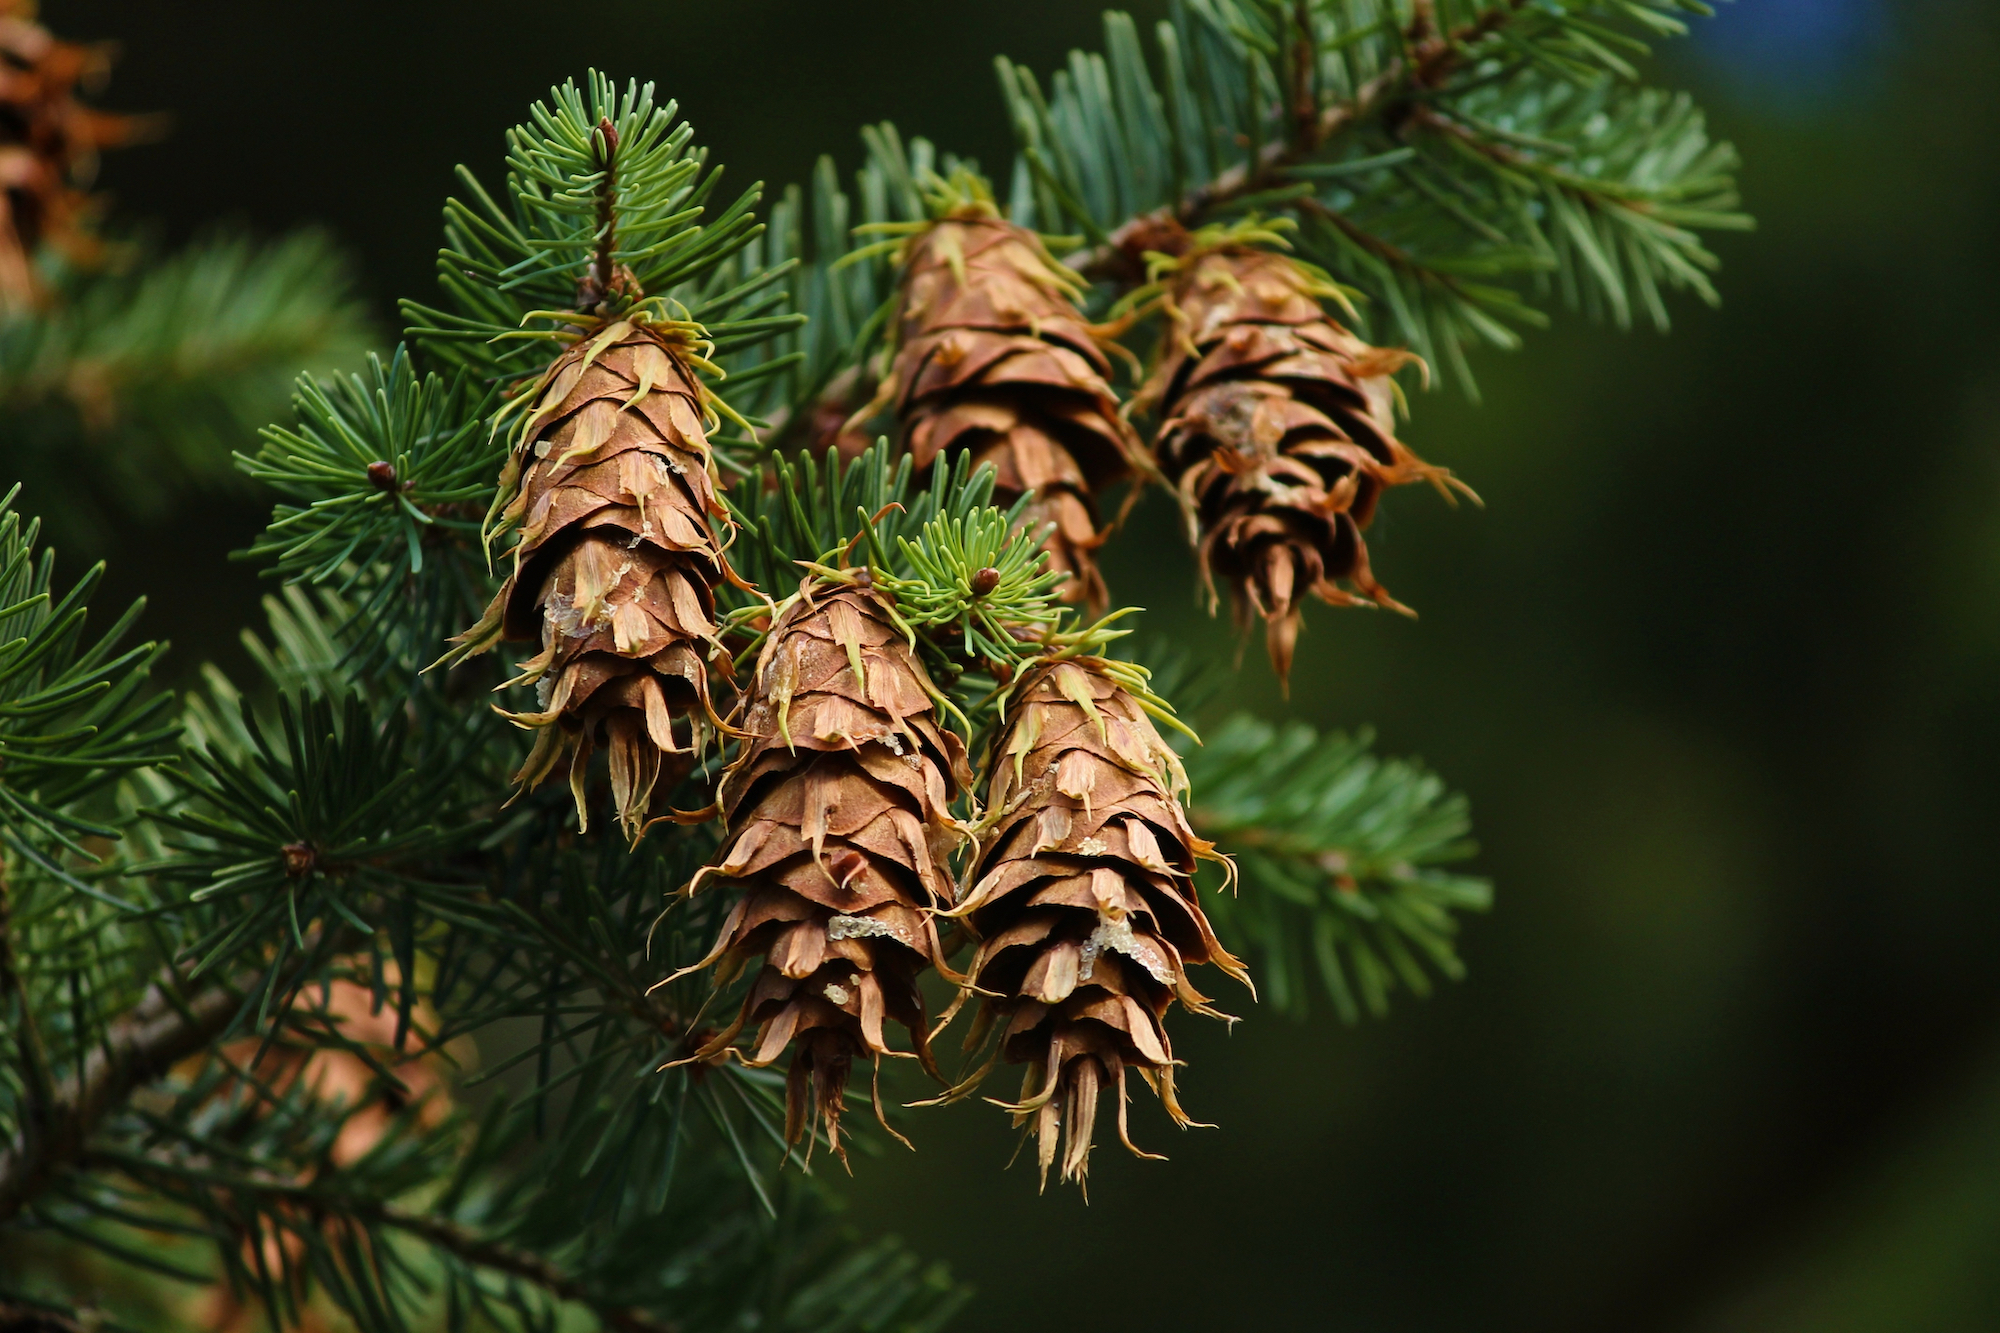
[39,1,2000,1329]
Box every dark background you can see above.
[39,1,2000,1329]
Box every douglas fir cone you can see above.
[671,580,968,1160]
[946,657,1249,1189]
[448,320,732,840]
[867,201,1144,611]
[1140,241,1466,679]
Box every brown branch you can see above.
[1294,196,1484,309]
[0,1299,82,1332]
[0,860,54,1141]
[376,1205,681,1333]
[93,1140,684,1333]
[0,978,239,1226]
[1291,0,1320,153]
[579,117,621,312]
[1067,0,1537,282]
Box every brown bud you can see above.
[970,566,1002,597]
[281,842,316,878]
[1110,210,1193,268]
[365,461,397,491]
[597,116,619,158]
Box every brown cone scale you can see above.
[0,2,148,307]
[872,214,1144,611]
[450,320,731,840]
[950,658,1247,1190]
[672,581,968,1162]
[1140,246,1461,679]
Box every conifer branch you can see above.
[371,1206,681,1333]
[1084,54,1405,278]
[1058,0,1543,280]
[0,861,54,1140]
[0,1298,82,1332]
[0,978,239,1226]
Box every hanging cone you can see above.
[869,208,1145,612]
[1138,244,1466,680]
[0,2,148,307]
[670,580,968,1162]
[445,320,731,840]
[948,657,1248,1190]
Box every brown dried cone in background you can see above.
[863,208,1146,612]
[794,364,878,463]
[943,657,1249,1190]
[1137,244,1467,680]
[445,320,732,841]
[186,976,450,1333]
[0,1,149,308]
[666,579,968,1162]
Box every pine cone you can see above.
[876,214,1143,611]
[951,657,1247,1189]
[0,4,145,306]
[452,321,731,840]
[1140,246,1460,679]
[675,580,967,1161]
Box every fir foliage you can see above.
[0,489,174,863]
[1184,716,1491,1021]
[0,233,372,543]
[236,348,500,682]
[994,0,1748,388]
[402,73,790,387]
[0,0,1751,1309]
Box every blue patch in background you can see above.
[1690,0,1887,105]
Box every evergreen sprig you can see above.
[0,488,174,861]
[1184,716,1491,1021]
[0,232,372,543]
[141,692,484,1021]
[728,444,1069,682]
[403,73,786,383]
[873,505,1068,664]
[995,1,1747,388]
[238,349,496,588]
[236,348,499,683]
